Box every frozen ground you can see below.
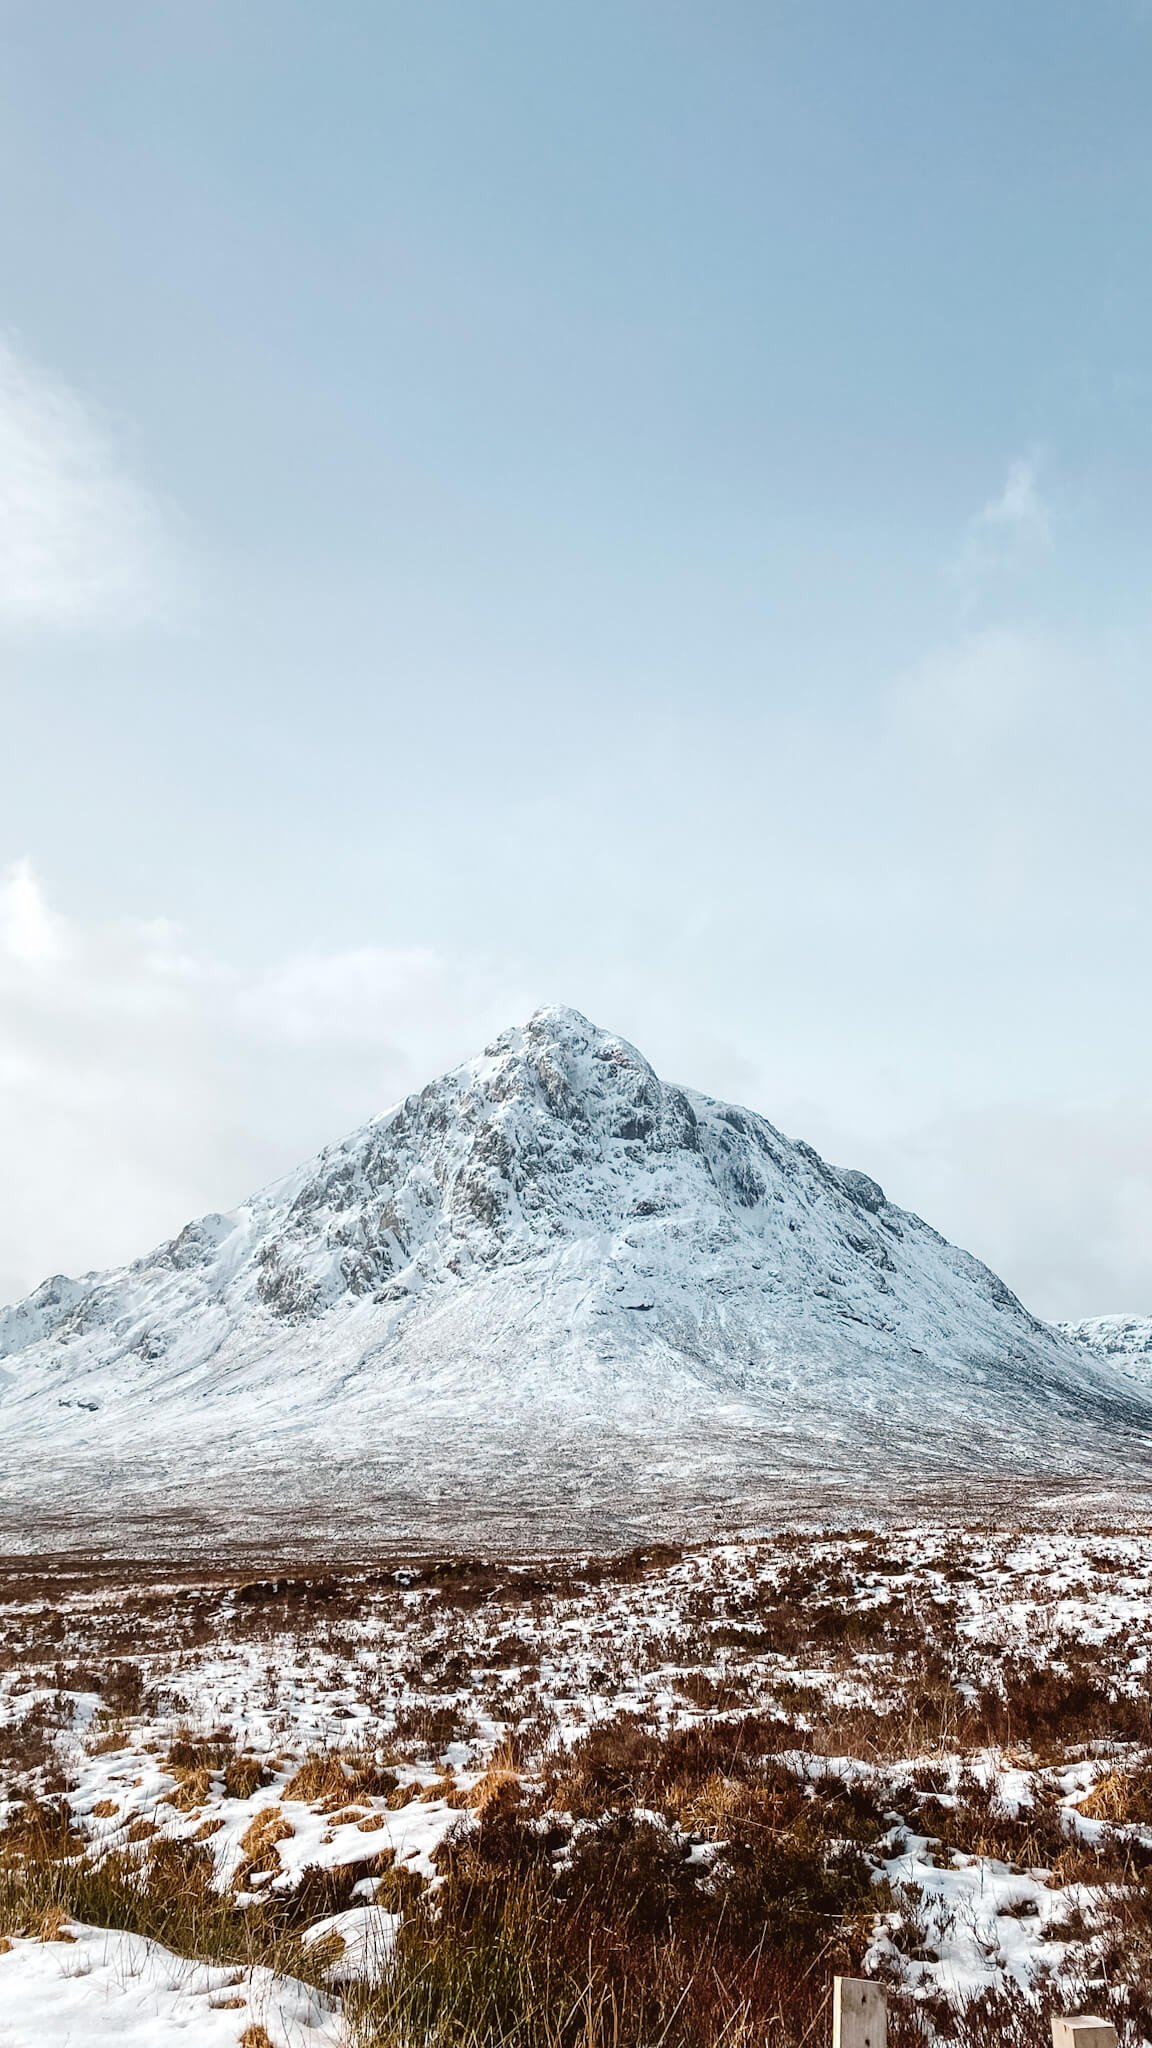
[0,1921,340,2047]
[6,1525,1152,2043]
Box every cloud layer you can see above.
[0,861,528,1305]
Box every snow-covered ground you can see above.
[5,1526,1152,2043]
[0,1922,340,2048]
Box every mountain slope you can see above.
[2,1006,1150,1523]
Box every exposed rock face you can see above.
[2,1005,1150,1516]
[1063,1315,1152,1385]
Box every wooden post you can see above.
[1051,2022,1118,2048]
[833,1977,887,2048]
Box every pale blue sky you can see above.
[2,1,1152,1318]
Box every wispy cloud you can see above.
[0,337,181,630]
[953,452,1052,596]
[978,454,1050,541]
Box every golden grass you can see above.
[465,1759,520,1815]
[1077,1768,1152,1824]
[223,1756,273,1801]
[162,1766,213,1812]
[282,1752,365,1804]
[238,1807,294,1866]
[37,1904,75,1943]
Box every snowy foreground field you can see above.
[5,1527,1152,2046]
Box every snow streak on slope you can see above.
[1,1006,1150,1521]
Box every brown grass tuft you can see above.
[162,1765,213,1812]
[1078,1768,1152,1824]
[238,1807,293,1866]
[283,1750,396,1806]
[466,1759,521,1815]
[223,1756,274,1802]
[38,1904,76,1943]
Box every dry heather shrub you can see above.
[240,2028,275,2048]
[90,1799,119,1820]
[390,1702,476,1753]
[383,1791,872,2048]
[547,1710,810,1824]
[987,1661,1152,1753]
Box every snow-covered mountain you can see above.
[2,1006,1151,1531]
[1062,1315,1152,1388]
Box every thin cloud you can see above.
[0,337,182,630]
[0,857,65,964]
[953,452,1052,596]
[978,455,1051,542]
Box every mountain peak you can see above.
[481,1002,654,1072]
[2,1010,1151,1521]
